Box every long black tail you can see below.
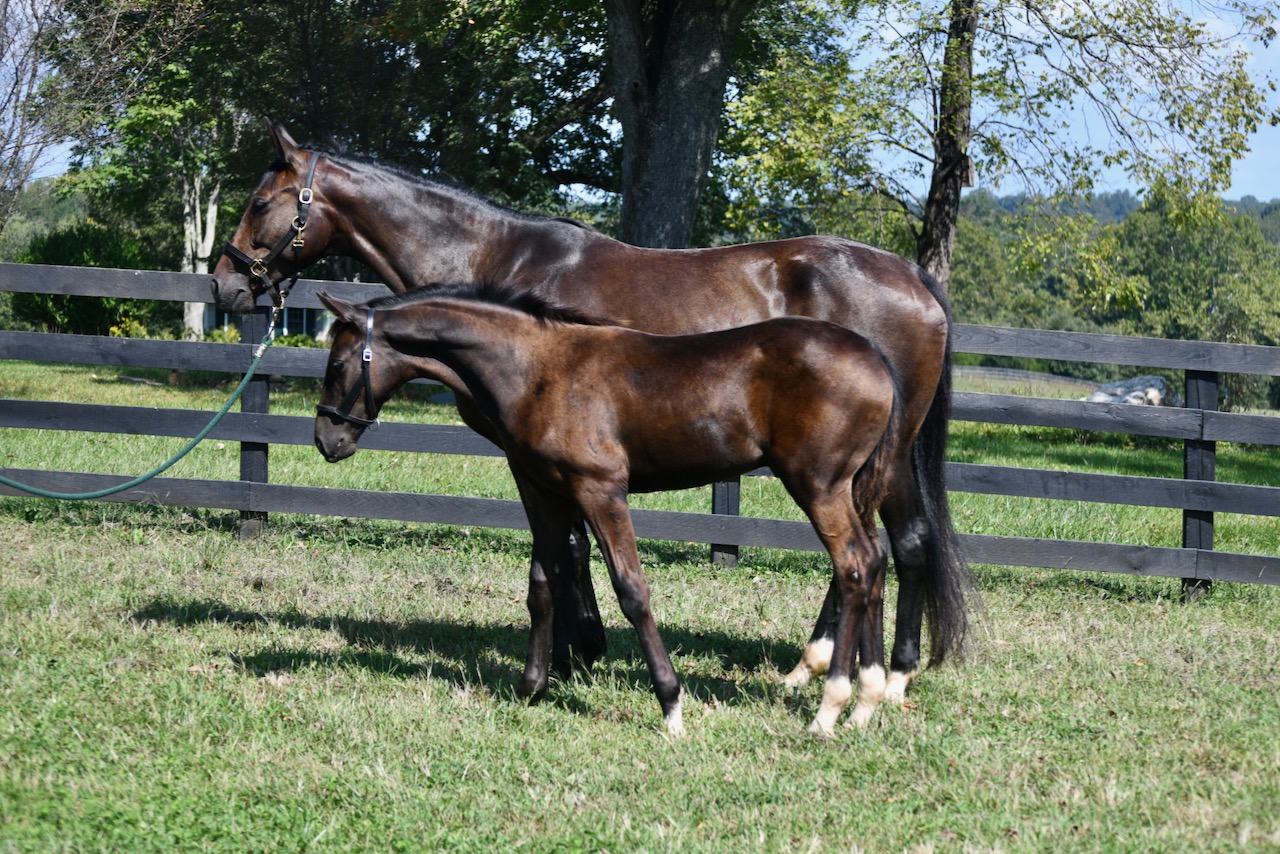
[915,312,974,664]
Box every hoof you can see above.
[782,665,811,691]
[843,665,886,729]
[515,679,547,704]
[807,717,836,739]
[783,638,833,691]
[846,701,875,729]
[663,698,685,739]
[883,669,916,707]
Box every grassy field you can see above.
[2,361,1280,851]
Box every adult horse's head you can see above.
[211,119,337,314]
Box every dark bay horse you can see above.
[314,284,901,736]
[212,120,971,702]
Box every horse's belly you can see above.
[626,460,758,495]
[623,434,763,494]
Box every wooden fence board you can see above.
[8,467,1279,584]
[5,262,1280,586]
[0,467,249,508]
[955,324,1280,376]
[7,400,1280,517]
[959,533,1195,577]
[947,462,1280,516]
[952,392,1202,438]
[1203,410,1280,445]
[0,400,505,455]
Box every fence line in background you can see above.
[2,262,1279,586]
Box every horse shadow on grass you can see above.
[130,596,811,722]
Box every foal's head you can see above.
[313,293,398,463]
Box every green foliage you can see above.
[0,178,87,262]
[719,0,1279,253]
[11,220,180,336]
[202,325,240,345]
[273,333,324,348]
[1230,195,1280,246]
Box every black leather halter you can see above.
[222,153,320,308]
[316,307,379,428]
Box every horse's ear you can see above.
[264,116,303,168]
[318,291,358,324]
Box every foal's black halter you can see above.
[316,308,379,428]
[222,153,321,308]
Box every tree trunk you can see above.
[916,0,979,293]
[180,170,220,339]
[604,0,757,249]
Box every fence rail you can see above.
[3,262,1279,586]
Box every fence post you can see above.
[1182,369,1217,602]
[238,307,271,540]
[711,478,740,567]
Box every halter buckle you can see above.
[250,258,269,278]
[298,187,313,205]
[362,347,373,362]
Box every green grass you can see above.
[2,361,1280,850]
[2,504,1278,851]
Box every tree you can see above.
[722,0,1280,290]
[605,0,761,248]
[0,0,56,234]
[0,0,199,238]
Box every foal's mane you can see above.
[370,282,609,327]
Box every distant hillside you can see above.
[967,189,1280,245]
[1226,196,1280,246]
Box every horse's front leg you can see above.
[513,477,576,702]
[550,514,608,678]
[578,488,684,737]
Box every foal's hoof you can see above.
[662,697,686,739]
[515,679,547,704]
[845,701,877,729]
[807,718,836,740]
[551,628,608,679]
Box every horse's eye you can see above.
[250,197,269,215]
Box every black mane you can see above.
[295,142,599,233]
[370,282,609,327]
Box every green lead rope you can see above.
[0,316,278,501]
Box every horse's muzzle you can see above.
[314,423,359,463]
[210,275,256,315]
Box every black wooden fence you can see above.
[3,262,1279,586]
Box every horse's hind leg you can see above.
[782,459,907,693]
[805,494,880,736]
[783,577,837,690]
[878,468,928,705]
[848,546,888,728]
[550,515,608,678]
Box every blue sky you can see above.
[1226,120,1280,201]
